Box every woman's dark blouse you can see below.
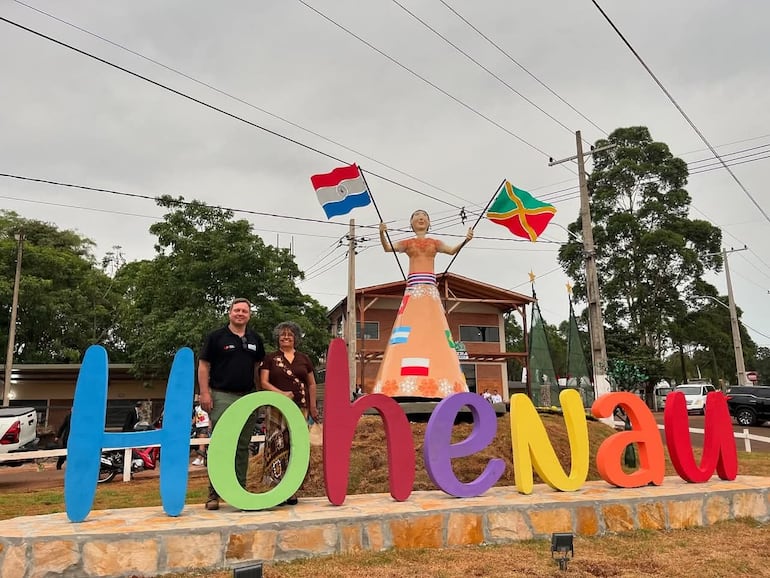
[261,350,315,409]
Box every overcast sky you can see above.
[1,1,769,357]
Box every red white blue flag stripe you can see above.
[310,164,371,219]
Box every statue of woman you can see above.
[374,209,473,398]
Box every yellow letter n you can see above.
[510,389,589,495]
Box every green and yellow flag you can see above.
[486,181,556,242]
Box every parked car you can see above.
[671,384,717,415]
[725,385,770,426]
[0,406,39,466]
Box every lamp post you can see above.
[693,294,748,386]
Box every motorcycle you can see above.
[97,451,122,484]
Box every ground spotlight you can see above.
[551,532,574,571]
[233,562,263,578]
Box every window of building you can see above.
[459,325,500,342]
[461,364,477,393]
[356,321,379,340]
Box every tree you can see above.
[113,197,329,378]
[752,347,770,384]
[558,126,723,359]
[503,311,525,381]
[0,211,118,363]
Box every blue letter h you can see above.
[65,345,194,522]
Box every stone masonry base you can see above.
[1,476,768,577]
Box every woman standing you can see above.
[376,210,473,399]
[259,321,319,505]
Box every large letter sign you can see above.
[664,391,737,482]
[591,392,665,488]
[208,391,310,509]
[62,341,742,521]
[424,392,504,497]
[510,389,589,494]
[66,346,193,522]
[323,338,415,505]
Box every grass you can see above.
[157,519,768,577]
[1,414,768,577]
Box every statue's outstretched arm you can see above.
[439,228,474,255]
[379,222,396,252]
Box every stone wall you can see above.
[1,476,768,577]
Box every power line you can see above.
[0,14,462,210]
[10,0,476,208]
[390,0,579,137]
[295,0,561,163]
[0,172,345,227]
[686,142,770,167]
[437,0,607,136]
[589,0,770,225]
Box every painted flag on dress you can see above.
[310,164,371,219]
[390,326,411,345]
[401,357,430,377]
[486,180,556,242]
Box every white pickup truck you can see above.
[0,406,39,465]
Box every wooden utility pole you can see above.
[3,231,24,407]
[549,131,614,400]
[346,219,357,396]
[722,247,749,385]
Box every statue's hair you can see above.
[409,209,430,232]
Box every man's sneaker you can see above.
[192,457,204,466]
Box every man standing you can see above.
[198,298,265,510]
[55,409,71,470]
[122,401,142,432]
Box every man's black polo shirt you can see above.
[200,325,266,394]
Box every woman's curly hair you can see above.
[273,321,303,347]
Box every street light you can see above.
[693,295,728,309]
[692,294,748,386]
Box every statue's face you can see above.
[410,210,430,232]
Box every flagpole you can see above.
[359,166,406,281]
[440,178,507,278]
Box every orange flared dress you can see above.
[372,237,468,398]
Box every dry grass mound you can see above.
[248,413,617,496]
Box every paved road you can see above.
[652,412,770,453]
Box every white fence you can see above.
[611,421,770,453]
[0,435,264,482]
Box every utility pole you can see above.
[719,247,749,385]
[346,220,357,397]
[549,131,614,400]
[3,230,24,407]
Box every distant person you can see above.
[260,321,319,506]
[55,409,71,470]
[122,401,142,432]
[198,298,266,511]
[482,389,492,402]
[192,395,210,467]
[490,390,503,404]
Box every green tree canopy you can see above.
[558,126,723,359]
[0,211,117,363]
[113,197,329,378]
